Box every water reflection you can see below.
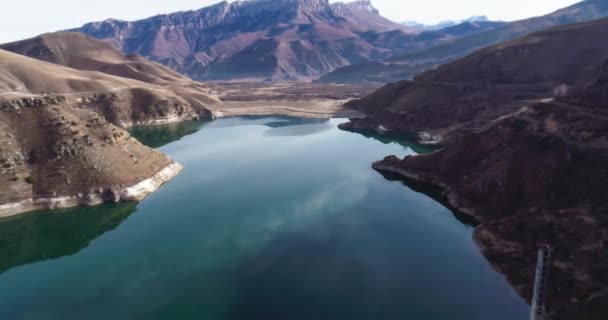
[263,118,332,137]
[377,170,480,226]
[129,121,207,148]
[0,203,136,275]
[339,127,438,155]
[263,118,330,128]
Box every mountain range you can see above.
[320,0,608,83]
[402,15,494,31]
[71,0,608,83]
[74,0,416,81]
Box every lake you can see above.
[0,116,529,320]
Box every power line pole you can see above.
[530,244,552,320]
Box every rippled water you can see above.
[0,116,529,319]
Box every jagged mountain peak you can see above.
[331,0,379,15]
[233,0,331,12]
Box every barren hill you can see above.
[0,32,192,86]
[341,17,608,319]
[0,39,220,127]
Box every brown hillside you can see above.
[341,17,608,319]
[0,32,192,86]
[0,95,179,217]
[0,48,219,126]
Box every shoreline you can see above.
[212,106,363,119]
[372,160,481,221]
[0,106,357,219]
[0,162,183,219]
[372,160,532,302]
[119,103,364,128]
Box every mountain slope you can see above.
[0,32,192,86]
[0,49,185,216]
[0,34,220,126]
[74,0,415,81]
[321,0,608,84]
[341,18,608,319]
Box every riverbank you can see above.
[0,162,182,219]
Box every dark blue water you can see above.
[0,117,529,319]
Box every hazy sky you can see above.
[0,0,581,43]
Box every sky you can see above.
[0,0,581,44]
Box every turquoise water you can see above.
[0,116,529,319]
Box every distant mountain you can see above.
[318,19,506,83]
[342,17,608,319]
[74,0,416,81]
[402,15,492,31]
[321,0,608,84]
[392,0,608,64]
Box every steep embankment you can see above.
[341,18,608,319]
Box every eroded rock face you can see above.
[0,95,67,112]
[70,91,211,127]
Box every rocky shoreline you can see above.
[371,158,527,293]
[372,158,481,222]
[350,106,608,319]
[0,162,182,219]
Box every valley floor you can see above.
[207,82,373,119]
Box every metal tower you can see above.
[529,244,552,320]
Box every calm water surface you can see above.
[0,117,529,319]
